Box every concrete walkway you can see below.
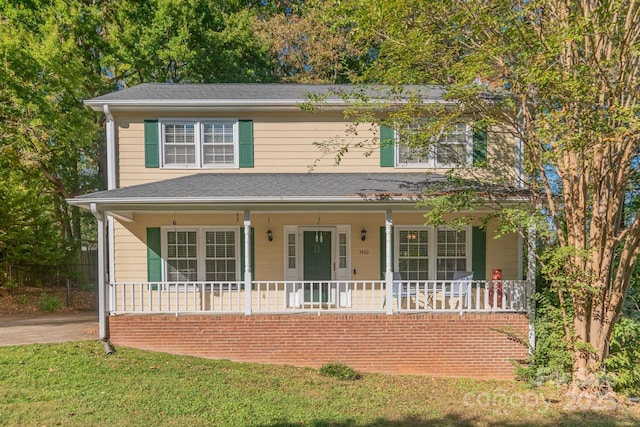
[0,312,99,346]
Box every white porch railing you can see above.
[108,279,531,315]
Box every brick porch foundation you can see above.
[108,313,529,379]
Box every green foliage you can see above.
[103,0,277,85]
[540,246,594,295]
[253,0,372,83]
[515,290,573,386]
[606,316,640,397]
[2,278,19,290]
[318,362,361,380]
[327,0,640,384]
[39,293,61,313]
[0,0,283,282]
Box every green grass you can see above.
[0,342,638,426]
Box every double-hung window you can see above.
[163,228,239,285]
[398,229,430,280]
[395,226,470,280]
[396,122,472,168]
[166,230,198,282]
[435,229,468,280]
[161,120,238,168]
[204,230,237,281]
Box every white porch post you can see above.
[244,210,252,316]
[385,210,393,315]
[91,203,108,341]
[527,224,537,352]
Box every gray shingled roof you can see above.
[84,83,445,107]
[69,173,528,209]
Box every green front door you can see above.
[303,230,332,303]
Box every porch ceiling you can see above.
[67,172,530,213]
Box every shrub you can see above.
[39,293,61,313]
[514,290,573,385]
[319,363,361,381]
[606,316,640,397]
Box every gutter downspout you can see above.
[103,105,116,294]
[517,98,536,352]
[91,203,108,342]
[527,224,537,353]
[103,104,116,191]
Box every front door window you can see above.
[303,230,332,303]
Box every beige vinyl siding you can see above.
[115,112,381,187]
[113,112,519,188]
[111,212,520,284]
[485,221,520,280]
[113,221,147,283]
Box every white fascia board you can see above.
[84,99,349,112]
[66,198,422,214]
[68,195,422,206]
[83,98,449,113]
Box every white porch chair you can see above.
[449,271,473,310]
[393,272,422,309]
[382,272,420,309]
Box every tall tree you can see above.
[102,0,278,85]
[254,0,372,83]
[0,0,103,255]
[327,0,640,397]
[0,0,279,283]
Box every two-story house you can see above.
[69,84,533,378]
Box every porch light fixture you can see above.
[266,229,273,241]
[361,228,367,241]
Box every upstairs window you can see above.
[396,122,473,168]
[161,120,238,168]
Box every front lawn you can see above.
[0,341,638,426]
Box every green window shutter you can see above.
[379,227,394,279]
[144,120,160,168]
[380,125,395,167]
[472,226,487,281]
[472,124,488,167]
[240,227,255,287]
[238,120,254,168]
[147,227,162,283]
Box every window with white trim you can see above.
[395,226,470,280]
[396,122,472,168]
[398,229,429,280]
[287,233,296,269]
[436,229,468,280]
[161,120,238,168]
[166,230,198,282]
[205,231,237,281]
[163,227,238,283]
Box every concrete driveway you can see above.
[0,312,99,346]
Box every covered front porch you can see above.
[68,173,534,340]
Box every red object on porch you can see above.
[490,269,503,308]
